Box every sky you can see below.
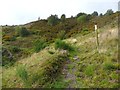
[0,0,119,25]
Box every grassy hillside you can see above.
[2,12,118,63]
[1,11,119,88]
[2,25,119,88]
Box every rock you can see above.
[60,49,68,55]
[2,47,13,60]
[73,56,79,60]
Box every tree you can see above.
[99,13,103,16]
[92,11,98,17]
[76,12,87,18]
[105,9,114,16]
[47,15,59,26]
[77,15,87,23]
[86,14,91,21]
[61,14,66,22]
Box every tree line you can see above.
[44,9,114,26]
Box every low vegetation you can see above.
[2,9,119,88]
[18,27,30,37]
[55,39,75,52]
[34,39,47,53]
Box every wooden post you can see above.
[95,24,99,52]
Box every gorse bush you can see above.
[47,15,59,26]
[55,39,74,52]
[18,27,30,37]
[3,35,16,41]
[77,15,87,23]
[34,39,47,53]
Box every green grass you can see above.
[34,39,47,53]
[55,39,75,52]
[2,45,69,88]
[2,20,118,88]
[84,65,95,76]
[16,65,30,87]
[103,61,116,70]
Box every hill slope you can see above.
[2,25,119,88]
[2,12,118,62]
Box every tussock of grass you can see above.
[84,65,95,76]
[16,65,28,81]
[55,39,75,52]
[16,65,30,87]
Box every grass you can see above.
[103,61,116,70]
[61,27,119,88]
[34,39,47,53]
[55,39,75,52]
[45,75,69,88]
[2,25,118,88]
[2,45,69,88]
[16,65,30,87]
[84,65,95,76]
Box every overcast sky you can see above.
[0,0,119,25]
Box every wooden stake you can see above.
[95,25,99,52]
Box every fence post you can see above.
[95,24,99,52]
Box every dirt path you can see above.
[62,56,80,88]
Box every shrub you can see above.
[2,56,14,67]
[103,61,116,70]
[3,35,11,41]
[10,46,21,53]
[76,12,87,18]
[77,15,87,23]
[3,35,16,41]
[81,28,90,35]
[47,15,59,26]
[18,27,30,37]
[91,11,98,17]
[34,39,47,53]
[105,9,114,16]
[10,36,16,41]
[55,39,74,52]
[61,14,66,22]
